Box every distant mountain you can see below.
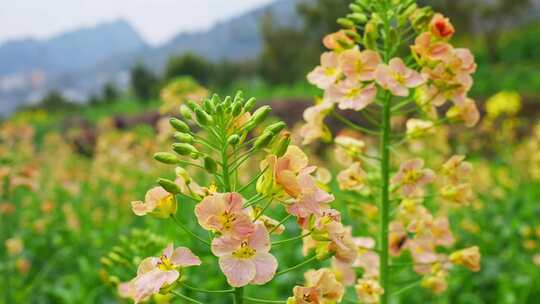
[0,0,303,116]
[0,19,148,75]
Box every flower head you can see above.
[355,278,384,304]
[337,162,367,192]
[392,159,435,197]
[375,58,426,97]
[430,13,455,39]
[450,246,481,272]
[300,101,333,145]
[194,192,254,239]
[290,268,344,304]
[326,80,377,111]
[211,223,278,287]
[339,47,381,81]
[307,52,341,90]
[131,186,177,218]
[119,244,201,303]
[334,134,366,165]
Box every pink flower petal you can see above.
[170,247,201,267]
[219,255,256,287]
[251,252,278,285]
[137,257,159,276]
[212,236,242,257]
[248,223,271,252]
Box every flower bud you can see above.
[344,30,361,42]
[169,118,190,133]
[179,105,193,120]
[337,17,355,28]
[231,101,242,116]
[174,132,194,144]
[154,152,180,164]
[348,13,367,24]
[186,100,199,112]
[195,108,213,126]
[172,143,198,156]
[264,121,286,135]
[272,131,291,157]
[157,178,181,194]
[222,96,232,111]
[175,167,190,184]
[227,134,240,146]
[251,105,271,125]
[243,97,257,112]
[203,98,215,114]
[364,20,379,50]
[349,3,364,13]
[203,156,217,173]
[254,132,274,150]
[234,91,244,104]
[210,94,221,106]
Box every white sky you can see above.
[0,0,274,46]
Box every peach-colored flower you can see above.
[447,98,480,127]
[353,237,379,279]
[392,159,435,197]
[211,223,277,287]
[406,119,435,139]
[440,183,474,206]
[326,80,377,111]
[450,246,481,272]
[300,100,333,145]
[430,217,455,247]
[339,47,381,81]
[194,192,254,239]
[389,221,408,256]
[119,244,201,303]
[407,236,438,274]
[131,186,177,218]
[334,135,366,166]
[430,13,455,39]
[375,58,426,97]
[355,278,384,304]
[421,269,448,294]
[332,258,356,286]
[441,155,473,184]
[411,32,453,63]
[286,173,334,219]
[311,221,358,264]
[323,30,355,51]
[291,268,345,303]
[337,162,367,191]
[307,52,341,90]
[249,208,285,235]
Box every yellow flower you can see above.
[450,246,481,272]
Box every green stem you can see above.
[272,231,311,246]
[275,254,319,277]
[379,90,392,304]
[234,287,244,304]
[171,290,204,304]
[243,296,286,303]
[171,214,210,246]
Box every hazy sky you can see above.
[0,0,274,45]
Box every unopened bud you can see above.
[231,102,242,116]
[251,105,271,124]
[228,134,240,146]
[180,105,193,120]
[243,97,257,112]
[154,152,180,164]
[272,132,291,157]
[158,178,181,194]
[174,132,194,144]
[265,121,286,135]
[223,96,232,110]
[203,156,217,173]
[172,143,198,156]
[350,3,363,13]
[254,132,274,150]
[195,108,213,126]
[234,91,244,104]
[169,118,190,132]
[337,17,355,29]
[348,13,367,24]
[203,98,215,114]
[175,167,190,183]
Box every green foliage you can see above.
[164,53,213,85]
[130,62,160,101]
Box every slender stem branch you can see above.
[253,198,274,222]
[275,255,319,277]
[268,214,292,234]
[181,283,234,294]
[391,280,421,296]
[243,296,286,303]
[238,167,267,194]
[170,214,210,246]
[171,290,203,304]
[332,112,381,136]
[272,231,312,246]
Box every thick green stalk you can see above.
[234,287,244,304]
[379,92,392,304]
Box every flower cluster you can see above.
[297,1,482,303]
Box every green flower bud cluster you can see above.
[153,91,290,185]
